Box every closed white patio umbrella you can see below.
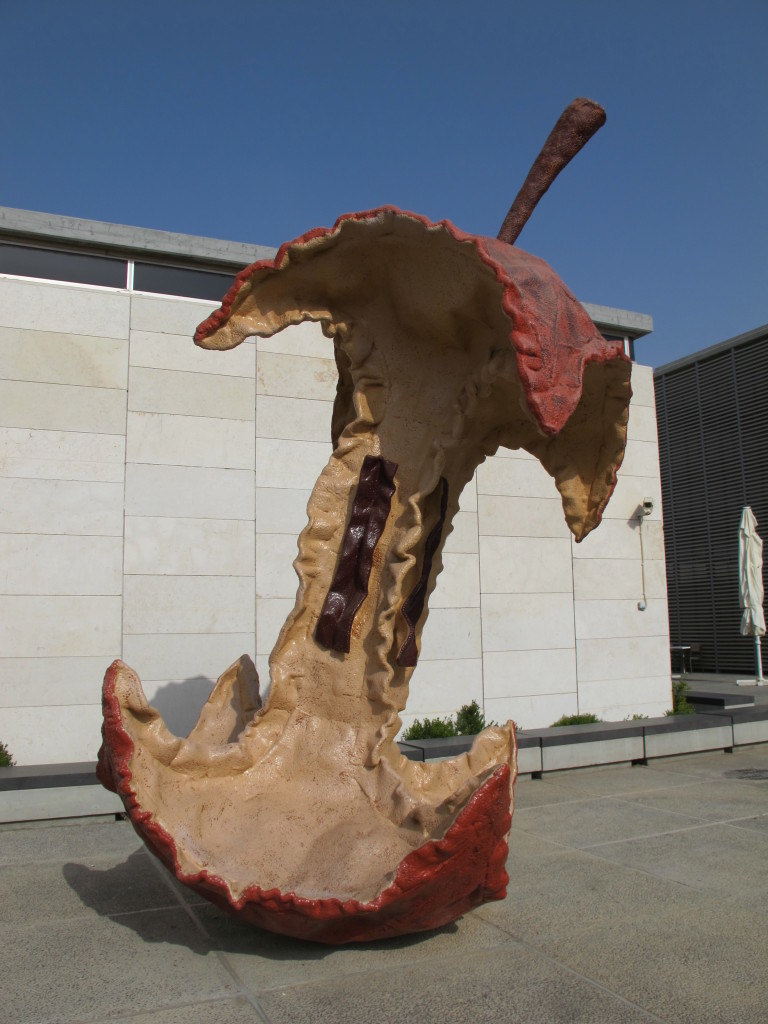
[738,506,765,685]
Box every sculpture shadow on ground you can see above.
[61,851,458,960]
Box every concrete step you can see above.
[688,690,755,710]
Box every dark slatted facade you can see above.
[654,325,768,674]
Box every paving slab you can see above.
[622,776,768,824]
[644,744,768,780]
[0,850,176,925]
[2,909,238,1024]
[99,997,265,1023]
[512,762,698,806]
[0,817,143,866]
[511,794,697,848]
[587,820,768,901]
[193,901,511,992]
[506,899,768,1024]
[1,746,767,1024]
[256,945,661,1024]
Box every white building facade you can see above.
[0,208,672,765]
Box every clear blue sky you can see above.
[2,1,766,366]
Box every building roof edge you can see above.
[654,322,768,376]
[0,206,277,267]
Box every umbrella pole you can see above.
[756,635,765,684]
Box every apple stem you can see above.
[497,97,606,246]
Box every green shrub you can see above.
[402,700,496,740]
[666,676,696,716]
[456,700,492,736]
[550,713,603,727]
[402,715,458,740]
[0,741,14,767]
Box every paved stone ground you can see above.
[2,744,768,1024]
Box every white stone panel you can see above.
[129,293,217,336]
[488,446,537,461]
[575,598,669,640]
[405,658,484,718]
[628,363,655,407]
[481,592,575,652]
[589,698,673,721]
[644,559,668,599]
[256,655,271,694]
[256,395,333,443]
[128,367,255,421]
[139,675,218,739]
[0,327,128,389]
[0,534,122,595]
[121,632,255,685]
[577,635,672,683]
[124,517,254,577]
[0,277,130,338]
[256,486,312,536]
[430,553,480,609]
[0,428,125,483]
[256,598,294,655]
[573,558,640,601]
[256,351,338,402]
[458,475,478,512]
[255,438,331,490]
[3,704,105,765]
[484,692,579,731]
[419,607,482,662]
[255,533,300,600]
[0,656,108,707]
[626,403,659,443]
[126,411,254,470]
[125,463,254,521]
[483,647,577,700]
[0,479,124,536]
[480,536,572,594]
[622,439,661,479]
[476,456,559,500]
[0,380,127,435]
[573,557,667,601]
[573,519,663,561]
[443,512,478,554]
[256,320,330,359]
[577,675,673,718]
[130,329,255,377]
[599,473,662,522]
[0,595,121,658]
[478,495,568,539]
[123,576,254,635]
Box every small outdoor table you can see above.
[670,644,692,674]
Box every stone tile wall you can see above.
[0,275,671,763]
[121,295,256,739]
[0,278,129,763]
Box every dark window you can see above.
[133,262,235,302]
[0,243,127,288]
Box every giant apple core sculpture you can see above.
[98,99,632,943]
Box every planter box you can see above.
[538,721,645,772]
[699,706,768,747]
[515,733,542,775]
[0,762,122,824]
[642,714,733,759]
[397,736,474,761]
